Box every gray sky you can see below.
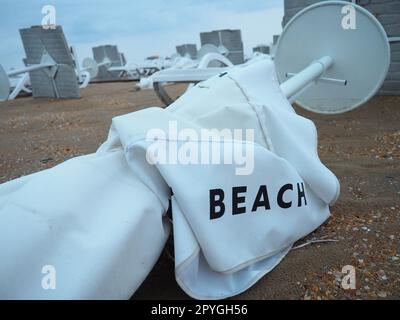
[0,0,283,70]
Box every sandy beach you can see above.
[0,82,399,300]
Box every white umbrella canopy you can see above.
[0,58,339,299]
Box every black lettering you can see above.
[252,185,271,212]
[297,182,307,207]
[232,186,247,215]
[210,189,225,220]
[277,184,293,209]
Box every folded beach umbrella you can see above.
[0,1,390,300]
[0,58,339,299]
[116,58,340,299]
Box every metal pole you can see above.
[7,62,56,77]
[97,61,110,67]
[152,55,336,106]
[81,60,109,72]
[279,56,334,99]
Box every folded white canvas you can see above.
[0,58,339,299]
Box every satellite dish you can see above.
[197,44,220,60]
[82,57,99,79]
[275,1,390,114]
[0,65,11,102]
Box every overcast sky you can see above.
[0,0,283,70]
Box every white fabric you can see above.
[0,58,339,299]
[0,151,170,299]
